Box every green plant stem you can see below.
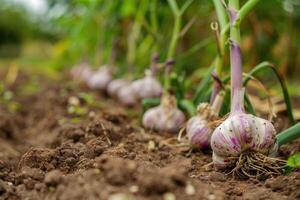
[213,0,229,77]
[210,0,229,104]
[167,13,182,59]
[213,0,228,30]
[234,0,261,26]
[244,62,296,125]
[277,123,300,146]
[167,0,193,60]
[150,0,158,51]
[127,1,148,66]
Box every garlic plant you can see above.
[131,54,163,99]
[187,92,224,149]
[131,69,162,99]
[117,84,138,107]
[210,0,279,174]
[142,93,185,133]
[87,66,112,90]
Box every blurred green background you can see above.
[0,0,299,94]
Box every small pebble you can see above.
[208,194,216,200]
[68,96,80,106]
[129,185,139,193]
[148,140,155,151]
[108,193,134,200]
[185,182,195,195]
[163,192,176,200]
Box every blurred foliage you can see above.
[0,0,300,82]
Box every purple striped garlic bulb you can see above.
[87,66,112,90]
[210,39,277,169]
[187,92,224,149]
[131,70,163,99]
[142,94,185,133]
[211,89,277,169]
[107,79,130,97]
[117,84,138,107]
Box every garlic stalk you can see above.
[187,92,224,149]
[142,93,185,133]
[210,0,278,172]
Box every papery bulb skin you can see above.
[117,85,137,107]
[186,116,211,149]
[87,66,112,90]
[131,70,163,99]
[186,104,216,149]
[187,93,224,149]
[107,79,130,97]
[142,94,185,133]
[210,90,277,169]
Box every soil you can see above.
[0,71,299,200]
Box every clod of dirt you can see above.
[0,113,19,139]
[44,170,64,187]
[265,172,300,199]
[84,138,108,159]
[59,123,85,143]
[20,167,45,181]
[53,143,83,173]
[18,148,55,172]
[0,180,19,200]
[138,163,188,195]
[95,156,137,186]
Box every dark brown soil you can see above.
[0,72,299,200]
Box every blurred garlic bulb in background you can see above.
[131,53,162,99]
[70,62,93,83]
[117,84,138,107]
[131,70,162,99]
[87,66,112,90]
[143,94,185,133]
[187,92,224,149]
[107,79,130,97]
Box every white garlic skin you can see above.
[107,79,130,97]
[87,66,112,90]
[210,113,277,169]
[142,104,185,133]
[131,72,162,99]
[186,116,211,149]
[117,85,138,107]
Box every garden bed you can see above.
[0,72,299,200]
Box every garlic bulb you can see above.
[70,62,93,83]
[211,89,277,169]
[131,70,163,99]
[87,66,112,90]
[142,94,185,133]
[187,92,224,149]
[107,79,130,97]
[117,84,138,107]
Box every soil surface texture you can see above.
[0,72,299,200]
